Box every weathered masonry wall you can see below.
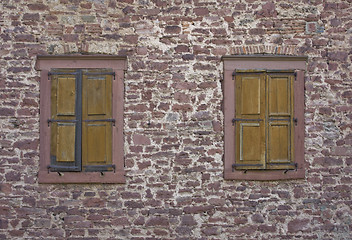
[0,0,351,239]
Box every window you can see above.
[35,56,126,183]
[222,56,307,180]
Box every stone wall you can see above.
[0,0,351,239]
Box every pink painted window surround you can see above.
[35,55,126,183]
[222,55,307,181]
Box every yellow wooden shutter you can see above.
[266,73,295,169]
[82,70,113,171]
[234,72,266,169]
[50,70,79,171]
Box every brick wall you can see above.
[0,0,351,239]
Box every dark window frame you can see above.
[222,55,307,180]
[35,55,127,183]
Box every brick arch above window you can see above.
[231,45,299,56]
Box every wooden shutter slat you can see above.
[86,123,110,163]
[57,76,76,116]
[293,70,305,170]
[87,77,107,115]
[50,70,80,172]
[240,123,265,160]
[267,73,294,170]
[268,75,291,116]
[268,122,292,163]
[240,76,261,115]
[82,70,113,171]
[56,123,76,162]
[235,73,265,169]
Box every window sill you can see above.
[224,168,305,181]
[38,170,125,184]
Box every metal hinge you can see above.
[284,163,298,173]
[48,71,79,80]
[47,165,80,174]
[293,118,298,125]
[84,164,116,173]
[84,72,116,80]
[232,163,264,173]
[83,118,116,126]
[47,119,78,126]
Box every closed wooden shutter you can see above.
[234,71,295,170]
[82,70,113,172]
[49,70,80,171]
[234,72,266,169]
[266,73,295,170]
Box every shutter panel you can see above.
[234,73,265,169]
[293,70,305,171]
[267,73,295,170]
[49,70,80,171]
[82,70,113,172]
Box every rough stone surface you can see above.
[0,0,351,239]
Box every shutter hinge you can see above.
[294,72,297,78]
[48,71,78,80]
[84,72,115,80]
[293,118,298,125]
[47,164,80,173]
[83,118,115,126]
[284,163,298,173]
[232,164,264,173]
[232,71,236,80]
[84,164,116,173]
[47,119,78,127]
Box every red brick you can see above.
[80,2,92,9]
[183,206,213,214]
[133,134,151,145]
[123,35,138,44]
[156,190,173,199]
[14,139,38,150]
[124,201,144,208]
[165,26,181,34]
[252,213,265,223]
[175,45,190,53]
[23,13,40,21]
[83,198,105,208]
[5,172,21,181]
[202,226,219,235]
[172,104,193,112]
[14,34,35,42]
[258,224,276,232]
[235,225,258,235]
[328,51,348,61]
[145,216,169,227]
[0,108,15,116]
[288,219,310,232]
[27,3,48,11]
[149,61,168,71]
[194,7,209,16]
[342,91,352,98]
[173,82,197,90]
[63,34,79,42]
[193,45,210,54]
[174,92,190,103]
